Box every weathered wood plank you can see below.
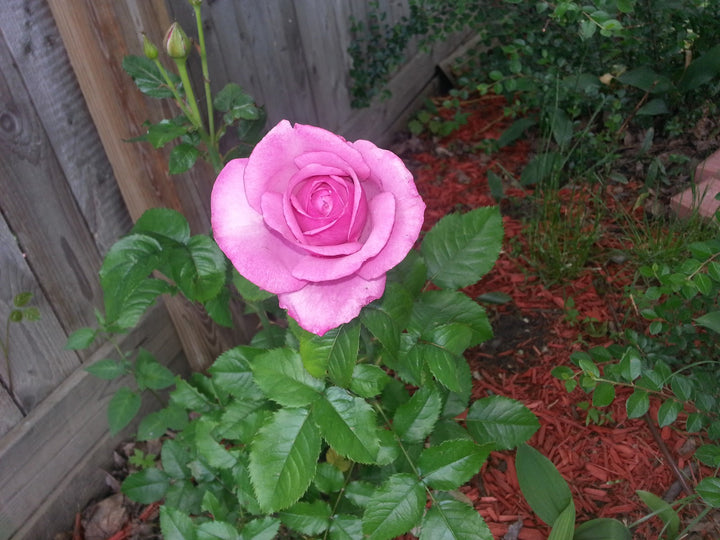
[0,303,184,540]
[0,0,133,254]
[0,30,104,340]
[46,0,252,370]
[0,390,22,440]
[0,209,80,416]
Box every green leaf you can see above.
[679,44,720,92]
[13,291,32,307]
[250,348,324,407]
[626,389,650,419]
[361,282,414,359]
[409,290,493,347]
[418,439,491,490]
[637,490,679,537]
[161,439,191,479]
[393,385,443,443]
[498,117,537,148]
[133,208,190,245]
[8,310,22,323]
[549,501,575,539]
[466,396,539,449]
[549,108,573,147]
[617,66,671,93]
[249,407,321,512]
[66,327,97,350]
[122,55,180,99]
[140,120,189,149]
[232,271,274,302]
[362,474,425,540]
[592,382,615,408]
[313,386,381,463]
[194,419,237,469]
[239,517,280,540]
[350,364,391,398]
[329,515,363,540]
[425,345,472,397]
[21,306,40,321]
[515,444,572,526]
[572,518,631,539]
[696,477,720,507]
[313,462,345,493]
[196,521,239,540]
[208,346,265,400]
[420,497,492,539]
[637,98,669,116]
[520,151,562,185]
[279,500,331,535]
[204,287,233,328]
[170,378,214,413]
[134,348,175,390]
[85,358,128,380]
[168,143,200,174]
[695,444,720,467]
[422,207,503,289]
[299,322,359,385]
[122,467,170,504]
[657,399,682,428]
[137,409,170,441]
[214,83,261,121]
[696,311,720,334]
[170,235,227,302]
[108,387,142,435]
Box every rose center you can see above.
[310,185,334,217]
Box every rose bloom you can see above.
[211,120,425,335]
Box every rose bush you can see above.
[211,120,425,335]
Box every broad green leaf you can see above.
[249,407,321,512]
[113,278,172,330]
[122,467,170,504]
[637,490,679,537]
[637,98,669,116]
[168,143,200,175]
[194,420,237,469]
[137,409,170,441]
[232,271,274,302]
[239,517,280,540]
[549,108,573,147]
[213,82,261,121]
[626,389,650,419]
[418,439,491,490]
[422,207,503,289]
[617,66,671,93]
[139,120,188,149]
[170,378,215,413]
[122,55,181,98]
[299,322,359,385]
[85,358,127,380]
[498,117,537,148]
[420,497,492,539]
[171,235,226,302]
[313,461,345,493]
[197,521,239,539]
[350,364,391,398]
[670,374,694,401]
[695,444,720,467]
[329,515,363,540]
[345,481,376,508]
[161,438,191,480]
[362,474,425,540]
[409,290,493,347]
[696,477,720,507]
[592,382,615,408]
[520,151,562,185]
[426,343,472,397]
[135,348,175,390]
[208,345,265,400]
[279,500,331,535]
[361,283,414,359]
[678,44,720,92]
[466,396,539,449]
[250,348,324,407]
[515,444,571,526]
[619,348,642,382]
[159,506,196,540]
[313,386,380,463]
[108,387,142,435]
[572,518,631,539]
[13,291,32,307]
[67,327,99,351]
[696,311,720,334]
[657,399,682,428]
[204,287,233,328]
[393,385,443,443]
[548,500,574,539]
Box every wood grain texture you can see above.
[0,303,184,540]
[0,32,104,337]
[46,0,252,370]
[0,211,81,416]
[0,0,133,255]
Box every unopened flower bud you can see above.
[164,22,191,60]
[142,34,158,60]
[189,0,203,6]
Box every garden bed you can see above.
[58,95,720,539]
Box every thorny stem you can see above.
[174,59,204,132]
[192,3,216,152]
[153,58,196,122]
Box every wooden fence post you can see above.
[46,0,252,370]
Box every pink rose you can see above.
[211,120,425,335]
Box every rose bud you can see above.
[164,22,191,60]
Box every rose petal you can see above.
[211,158,308,294]
[290,192,395,282]
[351,140,426,280]
[279,274,386,335]
[244,121,369,211]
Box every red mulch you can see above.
[406,95,717,538]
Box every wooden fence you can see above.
[0,0,470,537]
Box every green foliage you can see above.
[74,200,536,537]
[2,292,41,397]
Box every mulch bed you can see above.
[62,95,720,539]
[402,95,720,538]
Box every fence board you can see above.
[0,303,183,540]
[0,0,133,254]
[0,212,80,415]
